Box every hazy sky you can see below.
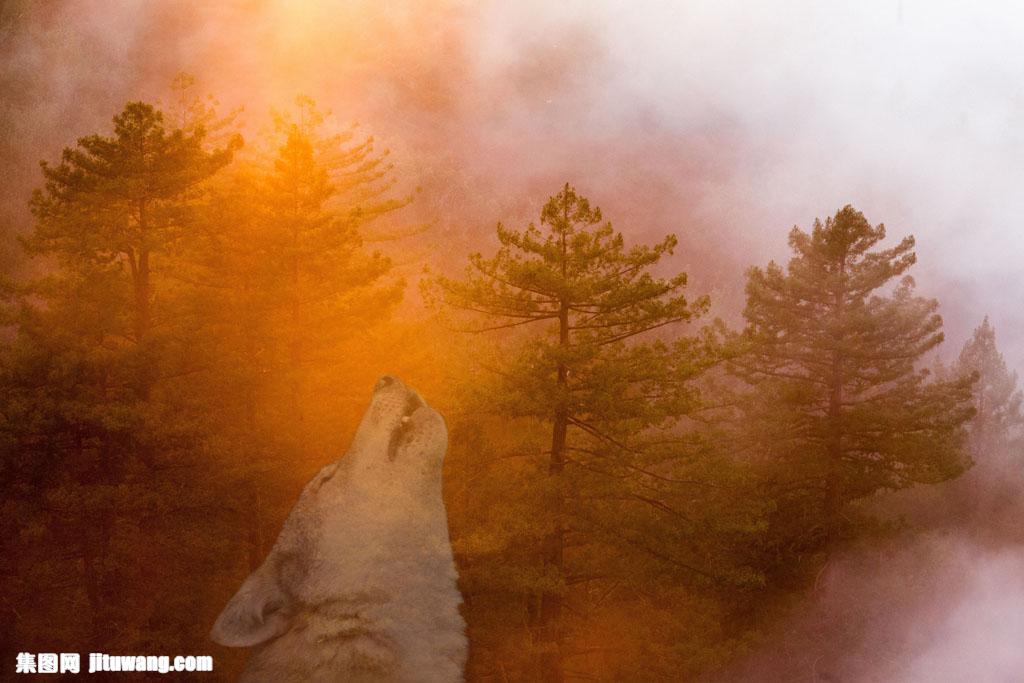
[3,0,1022,367]
[542,0,1024,365]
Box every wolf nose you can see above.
[375,375,400,392]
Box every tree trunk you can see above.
[134,199,152,345]
[825,256,847,539]
[132,199,153,404]
[289,217,305,446]
[538,298,570,683]
[825,360,843,535]
[135,248,150,342]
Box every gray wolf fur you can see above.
[211,376,467,682]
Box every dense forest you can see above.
[2,81,1021,681]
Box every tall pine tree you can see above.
[27,101,237,354]
[736,205,974,551]
[259,97,404,444]
[1,101,237,654]
[435,184,756,681]
[946,317,1024,516]
[174,97,410,596]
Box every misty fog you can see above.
[3,1,1023,680]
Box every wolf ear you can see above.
[210,566,292,647]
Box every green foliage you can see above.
[0,95,409,677]
[263,102,403,350]
[182,97,406,452]
[435,184,761,681]
[733,205,975,558]
[0,92,995,683]
[931,317,1024,520]
[0,100,242,660]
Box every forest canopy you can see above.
[0,89,1011,683]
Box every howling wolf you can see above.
[211,376,467,682]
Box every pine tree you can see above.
[258,97,404,443]
[1,101,238,653]
[26,101,237,355]
[736,205,975,550]
[948,317,1024,515]
[434,184,755,681]
[174,97,410,579]
[0,94,413,677]
[956,317,1023,454]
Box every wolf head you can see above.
[211,376,465,681]
[346,374,449,493]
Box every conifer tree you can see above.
[1,101,238,653]
[736,205,974,547]
[956,317,1023,454]
[26,101,237,354]
[258,98,404,441]
[945,318,1024,515]
[435,184,752,681]
[177,97,410,575]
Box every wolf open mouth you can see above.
[386,392,424,461]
